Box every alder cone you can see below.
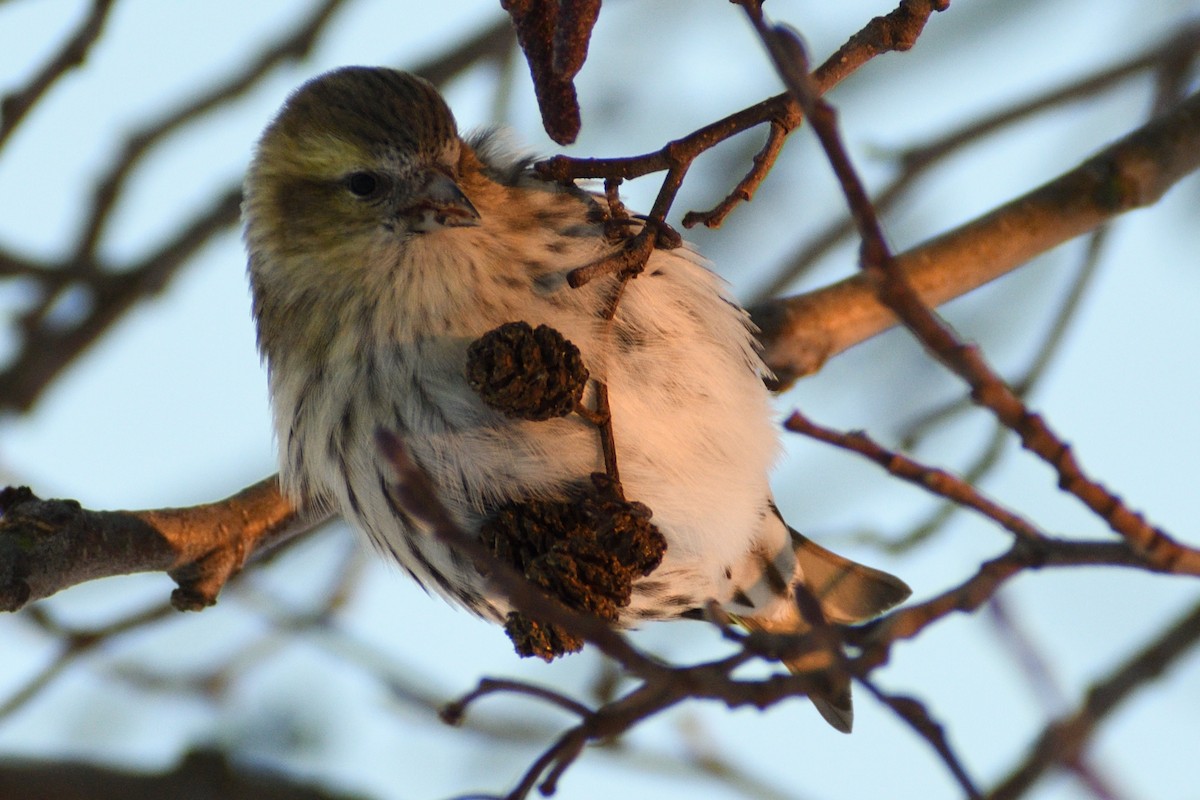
[466,321,589,421]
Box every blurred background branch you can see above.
[1,2,1198,799]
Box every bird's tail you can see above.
[741,527,911,733]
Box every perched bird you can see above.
[243,67,910,732]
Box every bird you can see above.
[243,66,910,732]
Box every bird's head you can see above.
[244,67,480,273]
[243,67,485,365]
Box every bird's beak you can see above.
[401,170,481,231]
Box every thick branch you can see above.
[752,89,1200,386]
[0,477,308,612]
[0,749,366,800]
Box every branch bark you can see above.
[0,477,308,612]
[751,88,1200,387]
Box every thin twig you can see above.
[0,0,116,149]
[0,603,174,721]
[987,598,1200,800]
[785,411,1045,543]
[682,119,790,229]
[539,0,947,257]
[745,3,1200,575]
[748,22,1200,304]
[852,537,1172,667]
[859,678,982,800]
[442,678,594,724]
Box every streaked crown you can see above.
[252,67,459,179]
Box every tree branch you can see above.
[0,11,515,413]
[752,88,1200,387]
[5,58,1199,614]
[0,0,116,150]
[986,598,1200,800]
[0,749,368,800]
[0,477,309,612]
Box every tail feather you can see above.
[791,529,911,624]
[809,677,854,733]
[741,520,911,733]
[739,613,856,733]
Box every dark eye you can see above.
[346,171,381,198]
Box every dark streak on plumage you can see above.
[391,403,411,435]
[413,544,455,598]
[411,378,451,431]
[285,67,457,162]
[374,467,458,598]
[368,511,427,592]
[615,321,652,354]
[561,223,600,238]
[533,273,563,293]
[364,350,383,406]
[447,546,470,573]
[378,473,416,530]
[344,477,363,516]
[479,599,503,621]
[754,543,790,595]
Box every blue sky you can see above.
[2,1,1199,799]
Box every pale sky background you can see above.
[1,1,1199,799]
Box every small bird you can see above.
[243,67,910,732]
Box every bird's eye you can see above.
[346,171,381,198]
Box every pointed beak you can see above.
[401,169,481,231]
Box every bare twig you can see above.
[987,598,1200,800]
[0,603,175,721]
[0,0,116,149]
[682,119,789,229]
[985,599,1127,799]
[0,11,515,413]
[442,677,593,724]
[891,16,1199,456]
[748,22,1200,304]
[785,411,1045,543]
[859,678,982,800]
[537,0,947,269]
[745,5,1200,577]
[898,227,1110,450]
[861,226,1111,555]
